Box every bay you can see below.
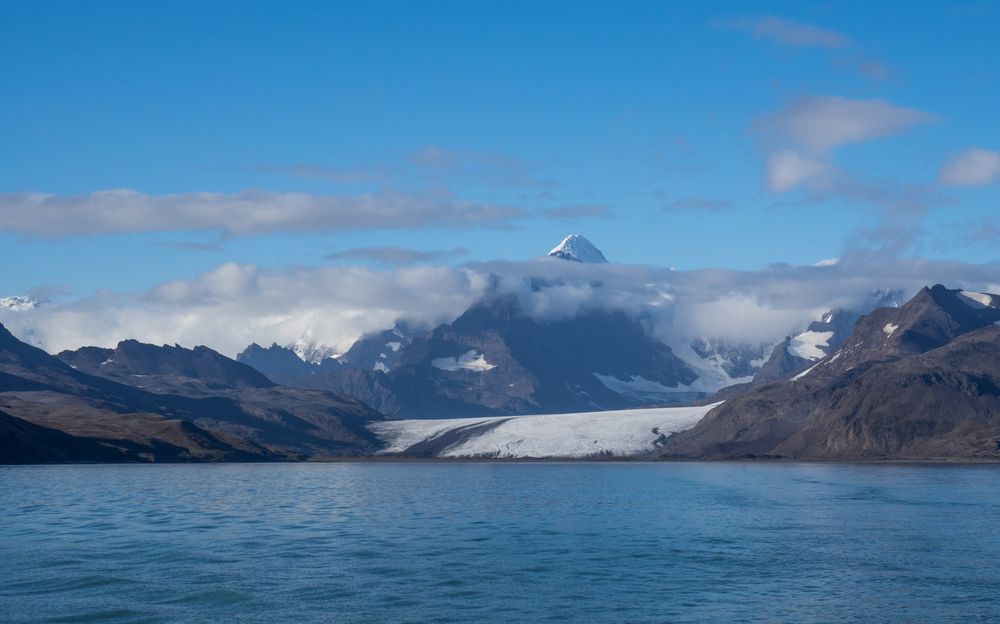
[2,462,999,623]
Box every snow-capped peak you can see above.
[290,337,340,363]
[0,295,40,311]
[548,234,608,263]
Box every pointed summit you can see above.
[548,234,608,263]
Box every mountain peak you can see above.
[548,234,608,263]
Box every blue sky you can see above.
[3,1,1000,298]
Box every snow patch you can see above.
[666,341,756,395]
[788,331,833,360]
[959,291,993,308]
[386,341,402,352]
[593,374,678,401]
[370,403,719,458]
[431,350,496,372]
[594,373,687,400]
[882,323,898,337]
[792,363,819,381]
[548,234,608,263]
[373,361,389,373]
[291,336,339,363]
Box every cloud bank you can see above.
[4,254,999,359]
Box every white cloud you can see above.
[939,149,1000,186]
[720,16,850,49]
[0,189,525,237]
[5,253,1000,359]
[325,246,470,265]
[756,96,935,192]
[761,96,934,153]
[766,150,831,192]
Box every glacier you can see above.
[369,403,718,458]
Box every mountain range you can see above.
[0,324,383,463]
[3,235,1000,462]
[662,285,1000,460]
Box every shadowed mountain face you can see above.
[662,285,1000,460]
[0,324,385,463]
[58,340,275,393]
[241,294,699,419]
[0,410,132,464]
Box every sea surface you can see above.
[2,462,1000,623]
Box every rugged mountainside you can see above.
[662,285,1000,460]
[753,291,902,384]
[59,340,274,393]
[0,324,385,463]
[236,235,778,416]
[284,294,700,419]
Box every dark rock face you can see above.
[754,309,862,382]
[238,295,699,418]
[338,322,420,372]
[371,295,697,417]
[751,291,903,386]
[753,336,811,383]
[662,285,1000,460]
[0,410,132,464]
[236,342,319,378]
[0,325,385,463]
[59,340,275,393]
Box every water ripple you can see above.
[2,462,1000,623]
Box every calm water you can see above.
[2,462,1000,623]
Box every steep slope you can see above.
[241,293,700,419]
[0,410,132,464]
[548,234,608,263]
[55,339,386,457]
[0,324,383,461]
[59,340,275,393]
[662,285,1000,459]
[380,294,697,417]
[338,321,420,372]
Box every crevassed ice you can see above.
[370,403,719,458]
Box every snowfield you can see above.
[788,330,833,360]
[430,350,496,372]
[369,403,719,458]
[959,290,995,308]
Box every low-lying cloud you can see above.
[4,254,1000,359]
